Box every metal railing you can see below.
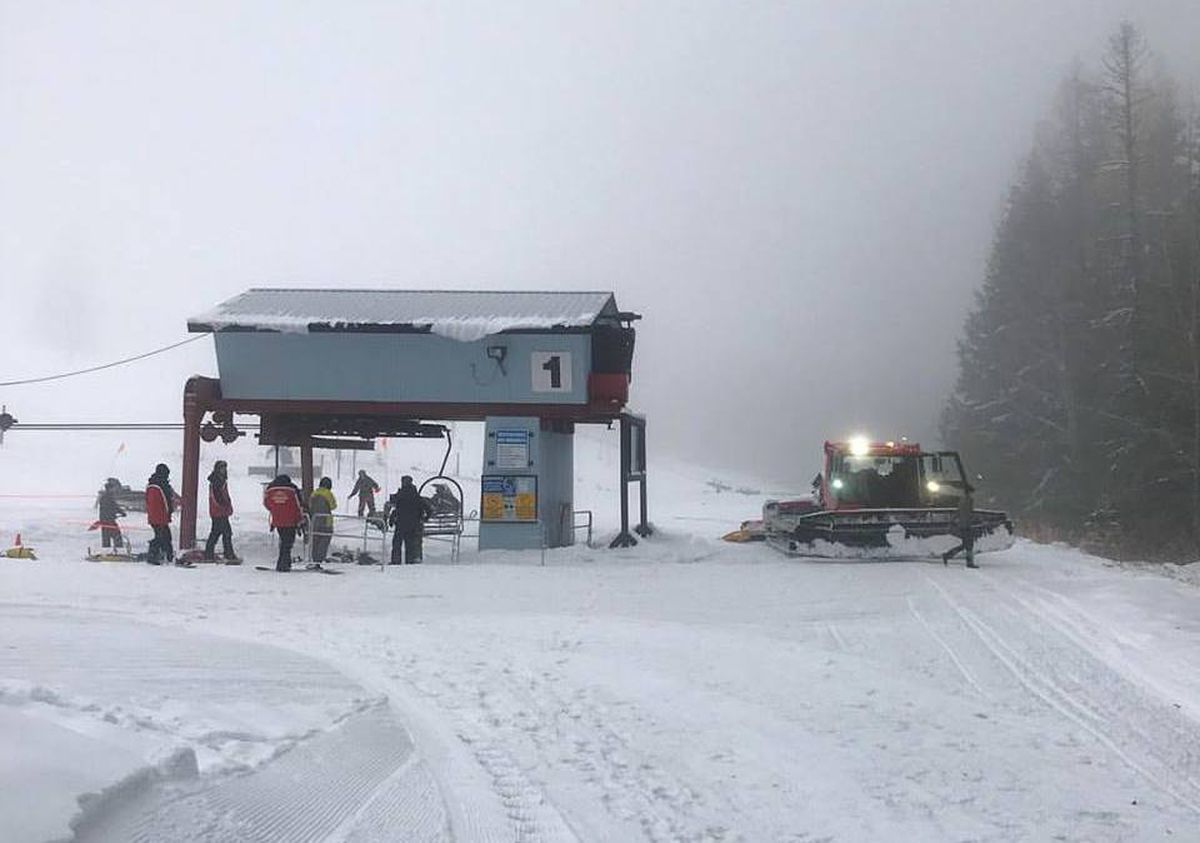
[306,511,388,565]
[572,510,594,548]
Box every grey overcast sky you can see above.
[2,1,1198,484]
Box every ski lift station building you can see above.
[180,289,648,553]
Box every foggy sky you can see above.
[3,1,1198,485]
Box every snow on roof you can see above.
[188,289,620,342]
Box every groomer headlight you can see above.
[831,478,844,490]
[926,481,940,493]
[849,436,870,457]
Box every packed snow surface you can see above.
[3,429,1200,841]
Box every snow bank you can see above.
[68,747,198,841]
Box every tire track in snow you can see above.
[925,573,1200,816]
[356,638,580,843]
[525,673,717,842]
[992,574,1200,797]
[905,595,984,697]
[825,622,849,652]
[1002,573,1200,712]
[363,629,734,842]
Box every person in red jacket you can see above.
[145,463,178,565]
[263,474,306,571]
[203,460,237,562]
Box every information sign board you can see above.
[481,475,538,523]
[495,429,531,470]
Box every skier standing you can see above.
[97,478,127,549]
[264,474,305,572]
[348,470,381,517]
[308,477,337,564]
[203,460,237,562]
[145,463,178,565]
[387,475,432,565]
[942,485,978,568]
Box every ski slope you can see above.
[3,429,1200,841]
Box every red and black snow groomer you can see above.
[758,439,1014,559]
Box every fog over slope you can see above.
[2,1,1198,484]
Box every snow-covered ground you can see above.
[3,428,1200,841]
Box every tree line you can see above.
[942,22,1200,561]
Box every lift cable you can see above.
[0,334,207,388]
[7,423,259,431]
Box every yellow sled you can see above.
[4,546,37,559]
[722,520,766,543]
[87,549,137,562]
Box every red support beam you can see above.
[300,440,314,502]
[179,378,622,425]
[180,382,204,549]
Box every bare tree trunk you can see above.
[1191,269,1200,548]
[1060,68,1091,482]
[1191,119,1200,550]
[1105,21,1148,388]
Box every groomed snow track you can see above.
[73,703,448,843]
[921,569,1200,817]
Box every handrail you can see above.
[307,511,388,564]
[572,510,594,548]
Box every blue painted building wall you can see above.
[213,332,592,405]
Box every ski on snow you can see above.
[254,565,343,576]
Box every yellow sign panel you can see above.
[514,492,537,521]
[482,493,506,521]
[481,475,538,523]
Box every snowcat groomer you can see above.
[750,438,1014,559]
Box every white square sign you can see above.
[531,351,572,393]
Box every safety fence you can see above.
[294,509,465,567]
[302,511,389,566]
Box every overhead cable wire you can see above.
[0,334,207,387]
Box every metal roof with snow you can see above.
[188,288,623,342]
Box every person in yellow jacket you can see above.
[309,478,338,564]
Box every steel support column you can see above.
[636,417,652,538]
[610,415,637,548]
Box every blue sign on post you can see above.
[495,429,531,470]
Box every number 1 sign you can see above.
[531,351,572,393]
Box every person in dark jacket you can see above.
[264,474,306,571]
[942,485,978,568]
[145,463,178,564]
[97,478,127,549]
[348,470,381,517]
[203,460,237,562]
[387,476,433,565]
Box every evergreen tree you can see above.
[944,22,1200,559]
